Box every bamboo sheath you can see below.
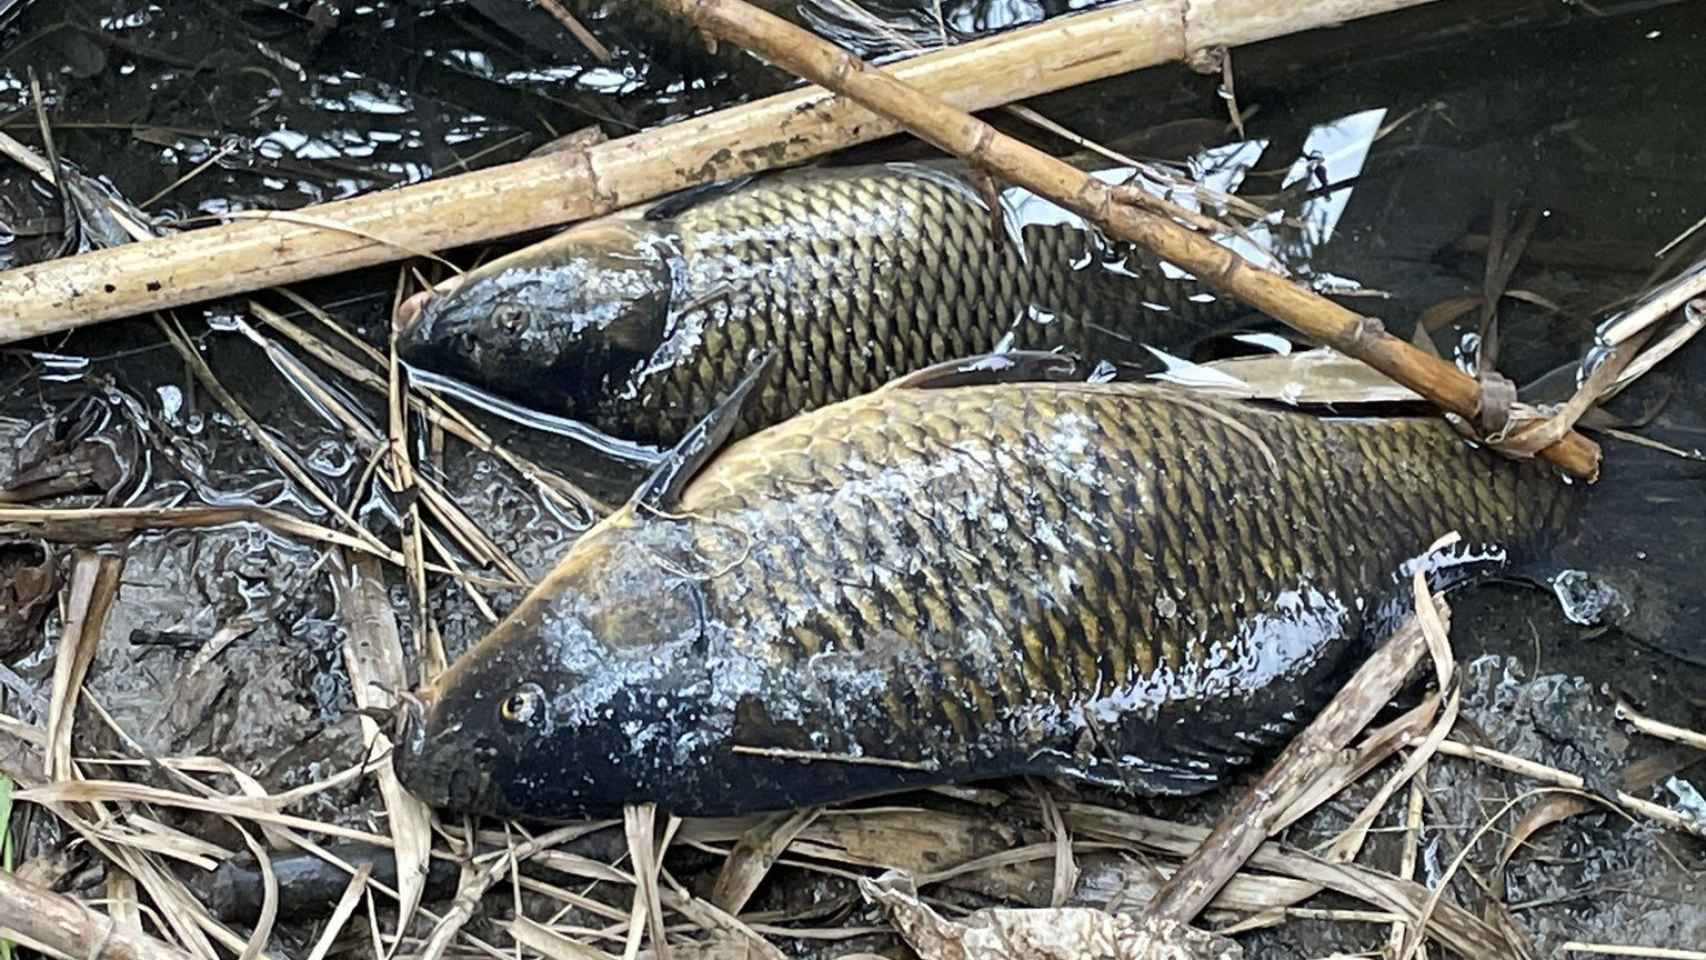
[0,0,1446,342]
[648,0,1602,479]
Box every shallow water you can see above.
[1,0,1704,954]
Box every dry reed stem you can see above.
[44,550,122,781]
[1396,786,1584,960]
[1029,779,1077,908]
[1386,772,1427,956]
[0,503,413,566]
[303,864,372,960]
[255,294,607,521]
[1064,804,1515,958]
[510,917,621,960]
[25,707,240,958]
[1140,552,1453,924]
[0,868,197,960]
[332,552,434,935]
[231,317,530,586]
[1599,259,1706,345]
[1320,544,1464,867]
[1,0,1267,337]
[650,0,1601,479]
[156,316,397,559]
[709,806,820,915]
[1615,697,1706,751]
[623,804,672,960]
[1433,739,1706,839]
[417,823,614,960]
[226,822,277,960]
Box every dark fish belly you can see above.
[593,167,1233,443]
[644,386,1573,813]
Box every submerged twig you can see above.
[535,0,613,61]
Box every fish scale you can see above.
[615,167,1224,441]
[671,385,1576,772]
[399,154,1246,446]
[398,374,1621,819]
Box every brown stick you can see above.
[1146,598,1449,922]
[0,868,197,960]
[0,0,1451,346]
[649,0,1601,480]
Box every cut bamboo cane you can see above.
[649,0,1601,480]
[0,0,1445,343]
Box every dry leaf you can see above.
[0,544,57,662]
[331,552,433,933]
[861,874,1242,960]
[1160,347,1421,405]
[710,806,819,915]
[45,550,123,781]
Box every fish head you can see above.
[395,220,677,417]
[395,515,722,819]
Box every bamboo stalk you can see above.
[0,0,1446,343]
[649,0,1601,480]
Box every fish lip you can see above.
[394,289,431,333]
[391,699,505,814]
[393,291,442,358]
[391,697,437,801]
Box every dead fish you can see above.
[394,352,1706,819]
[394,160,1234,445]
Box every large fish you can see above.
[395,161,1235,445]
[394,354,1704,819]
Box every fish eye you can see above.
[493,304,527,335]
[499,682,545,727]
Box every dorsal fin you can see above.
[881,350,1103,391]
[633,350,777,512]
[642,173,765,222]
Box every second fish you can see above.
[396,160,1239,445]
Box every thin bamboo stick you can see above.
[649,0,1601,480]
[0,0,1444,343]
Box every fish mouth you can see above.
[395,289,433,335]
[391,699,499,813]
[393,289,447,363]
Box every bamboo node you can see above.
[1186,43,1227,76]
[1474,372,1518,439]
[1334,315,1386,353]
[572,143,618,211]
[969,123,998,165]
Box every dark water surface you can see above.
[1,0,1703,955]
